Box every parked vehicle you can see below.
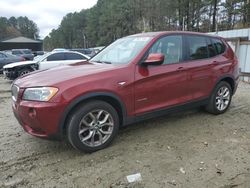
[10,49,34,60]
[0,52,25,73]
[52,48,67,52]
[70,48,96,57]
[3,51,89,79]
[11,31,239,152]
[33,51,45,57]
[89,46,105,54]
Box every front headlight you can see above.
[23,87,58,101]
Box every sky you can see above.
[0,0,98,38]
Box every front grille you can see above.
[11,85,19,101]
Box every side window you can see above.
[186,36,209,60]
[212,38,226,55]
[65,53,86,60]
[149,35,182,64]
[12,50,22,55]
[47,53,65,61]
[23,49,32,54]
[207,38,217,58]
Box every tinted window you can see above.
[149,35,182,64]
[65,53,86,60]
[12,50,22,55]
[47,53,65,61]
[23,49,32,54]
[212,38,226,55]
[207,38,217,58]
[186,36,209,60]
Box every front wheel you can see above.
[18,69,31,77]
[67,100,119,152]
[205,81,232,115]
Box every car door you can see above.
[183,35,215,100]
[134,35,191,115]
[39,52,66,70]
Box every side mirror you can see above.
[142,53,164,66]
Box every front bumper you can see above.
[3,69,17,80]
[12,100,66,140]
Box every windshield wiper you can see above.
[93,60,112,64]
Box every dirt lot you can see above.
[0,76,250,188]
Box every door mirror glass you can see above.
[142,53,165,66]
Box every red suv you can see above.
[12,31,239,152]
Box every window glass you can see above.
[12,50,22,55]
[23,49,32,54]
[65,53,86,60]
[90,36,152,64]
[212,38,226,55]
[187,36,209,60]
[207,38,217,58]
[47,53,65,61]
[149,35,182,64]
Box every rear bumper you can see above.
[12,100,66,140]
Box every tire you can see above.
[205,81,232,115]
[18,69,31,77]
[67,100,119,152]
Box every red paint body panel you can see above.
[12,31,239,139]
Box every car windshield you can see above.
[90,36,152,64]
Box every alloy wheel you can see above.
[78,109,114,147]
[215,86,231,111]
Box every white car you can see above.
[3,51,90,79]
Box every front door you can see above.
[134,35,191,115]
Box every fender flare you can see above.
[58,92,127,137]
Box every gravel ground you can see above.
[0,76,250,188]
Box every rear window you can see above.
[186,36,209,60]
[212,38,226,55]
[47,53,65,61]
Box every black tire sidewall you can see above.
[67,100,119,152]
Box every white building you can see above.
[209,28,250,82]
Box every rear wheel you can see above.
[205,81,232,114]
[67,100,119,152]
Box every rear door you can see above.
[183,35,215,100]
[134,35,191,115]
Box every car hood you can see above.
[4,60,37,68]
[14,61,124,88]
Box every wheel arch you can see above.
[58,92,127,137]
[216,75,235,94]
